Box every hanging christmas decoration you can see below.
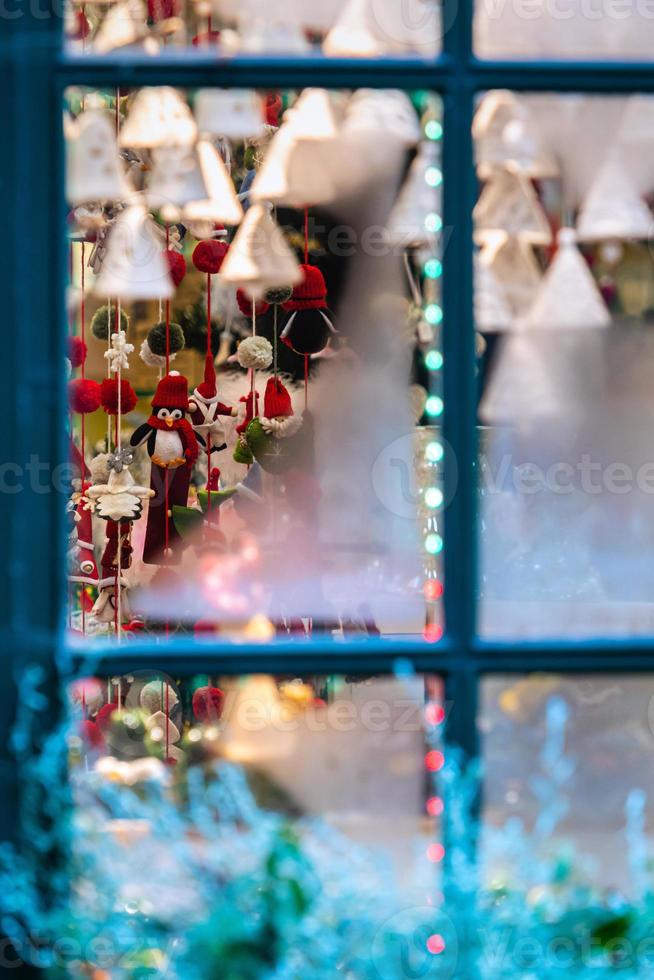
[220,203,302,298]
[165,249,187,287]
[148,141,243,225]
[92,205,175,300]
[93,0,151,54]
[281,264,336,355]
[386,142,442,250]
[576,154,653,242]
[519,228,611,331]
[474,251,514,332]
[474,169,552,245]
[66,109,131,206]
[100,378,138,415]
[473,90,558,180]
[236,336,273,370]
[188,353,238,455]
[479,233,543,317]
[129,372,200,564]
[87,456,155,522]
[194,89,265,141]
[119,86,197,148]
[91,304,129,341]
[69,378,102,414]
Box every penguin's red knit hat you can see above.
[282,264,327,312]
[264,377,293,419]
[152,371,189,410]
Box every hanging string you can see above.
[304,355,309,410]
[304,207,310,264]
[115,357,123,642]
[80,242,87,635]
[206,272,212,499]
[273,305,278,379]
[165,225,171,374]
[165,681,170,762]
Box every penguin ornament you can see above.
[130,372,200,565]
[280,264,336,356]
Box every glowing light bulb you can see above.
[427,934,446,954]
[424,579,443,601]
[425,703,445,726]
[425,304,443,326]
[424,258,442,279]
[425,749,445,772]
[425,396,443,418]
[425,441,443,463]
[425,487,443,509]
[427,842,445,863]
[426,796,444,817]
[425,213,442,234]
[425,120,443,141]
[425,166,442,188]
[423,623,443,643]
[425,349,443,371]
[425,533,443,556]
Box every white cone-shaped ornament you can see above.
[474,90,558,180]
[66,109,130,206]
[475,251,513,332]
[147,141,243,224]
[220,203,302,298]
[285,88,340,141]
[119,87,197,148]
[323,0,381,55]
[386,143,441,249]
[343,89,421,149]
[519,228,610,332]
[195,89,265,140]
[367,0,439,55]
[92,205,174,300]
[474,169,552,245]
[93,0,149,52]
[480,332,563,424]
[250,126,339,208]
[577,155,653,242]
[617,95,654,145]
[481,233,543,317]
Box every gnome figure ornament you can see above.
[130,372,200,564]
[244,378,303,474]
[188,353,237,455]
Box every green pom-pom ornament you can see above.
[147,321,185,356]
[264,284,294,305]
[91,304,129,341]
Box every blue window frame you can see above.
[4,0,654,867]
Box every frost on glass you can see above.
[475,92,654,639]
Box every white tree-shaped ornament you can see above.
[474,169,552,245]
[576,153,653,243]
[119,87,197,148]
[92,205,175,300]
[66,109,131,206]
[220,203,302,298]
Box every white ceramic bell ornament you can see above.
[480,332,564,425]
[481,233,543,318]
[519,228,610,332]
[119,87,197,148]
[323,0,380,55]
[475,250,513,332]
[185,141,243,224]
[147,144,207,218]
[284,89,340,141]
[343,89,421,148]
[474,90,558,180]
[67,109,131,206]
[195,89,265,140]
[386,142,442,249]
[474,169,552,245]
[576,154,653,243]
[93,0,150,53]
[220,203,302,298]
[92,204,175,300]
[249,126,339,208]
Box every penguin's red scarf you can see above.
[147,416,200,466]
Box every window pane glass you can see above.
[65,87,445,644]
[474,3,654,58]
[65,0,441,58]
[59,673,447,975]
[480,674,654,898]
[475,91,654,640]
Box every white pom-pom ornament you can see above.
[237,335,273,370]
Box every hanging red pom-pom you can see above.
[192,29,221,46]
[69,378,101,414]
[165,249,187,288]
[192,240,229,274]
[236,289,270,318]
[282,264,328,312]
[100,378,138,416]
[265,93,283,127]
[192,685,225,723]
[68,336,88,369]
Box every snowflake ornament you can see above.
[104,330,135,373]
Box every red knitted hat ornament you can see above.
[68,336,87,369]
[236,289,270,318]
[165,249,187,288]
[264,377,293,419]
[195,352,217,401]
[100,377,138,416]
[96,702,119,733]
[152,371,189,410]
[79,719,104,749]
[192,239,229,275]
[282,264,327,312]
[69,378,102,414]
[192,685,225,722]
